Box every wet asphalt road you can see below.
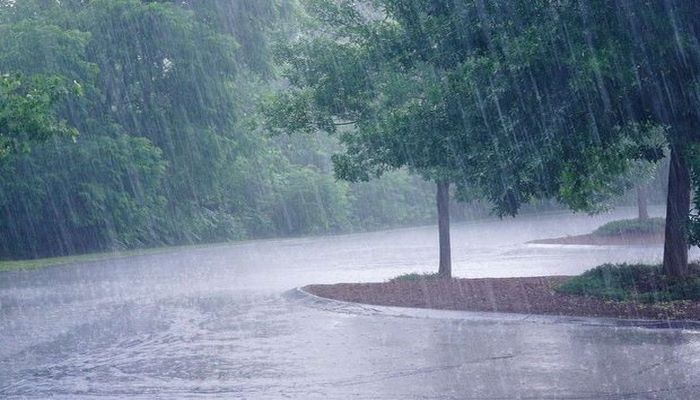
[1,208,699,399]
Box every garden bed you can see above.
[305,267,700,321]
[530,217,665,246]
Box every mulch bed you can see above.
[529,232,664,246]
[304,276,700,321]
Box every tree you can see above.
[379,0,697,278]
[265,0,480,277]
[500,0,698,277]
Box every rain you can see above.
[1,0,700,398]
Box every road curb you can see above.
[288,286,700,331]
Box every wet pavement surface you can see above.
[1,208,699,399]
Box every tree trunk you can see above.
[437,181,452,278]
[637,185,649,220]
[662,148,691,278]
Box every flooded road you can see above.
[1,208,699,399]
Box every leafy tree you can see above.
[380,0,700,277]
[265,0,471,276]
[471,0,694,277]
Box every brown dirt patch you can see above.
[304,276,700,321]
[529,232,664,246]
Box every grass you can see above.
[0,243,212,273]
[389,272,445,282]
[0,249,153,273]
[593,217,665,237]
[557,263,700,303]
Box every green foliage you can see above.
[0,18,95,79]
[260,130,437,236]
[593,218,665,237]
[687,145,700,247]
[0,1,297,257]
[389,272,444,283]
[266,0,678,221]
[269,165,352,235]
[0,0,452,259]
[558,263,700,303]
[0,74,78,159]
[559,124,667,214]
[0,134,167,257]
[5,0,696,264]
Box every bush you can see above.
[389,272,445,282]
[593,217,665,236]
[557,263,700,302]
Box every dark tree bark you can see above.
[437,181,452,278]
[637,185,649,220]
[662,148,691,278]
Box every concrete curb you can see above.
[288,286,700,332]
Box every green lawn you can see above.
[0,243,216,273]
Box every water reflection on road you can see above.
[1,208,699,399]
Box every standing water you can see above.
[1,209,698,399]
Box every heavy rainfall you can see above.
[1,0,700,399]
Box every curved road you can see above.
[1,208,699,399]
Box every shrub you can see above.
[389,272,445,282]
[593,217,665,236]
[557,263,700,302]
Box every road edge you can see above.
[288,286,700,331]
